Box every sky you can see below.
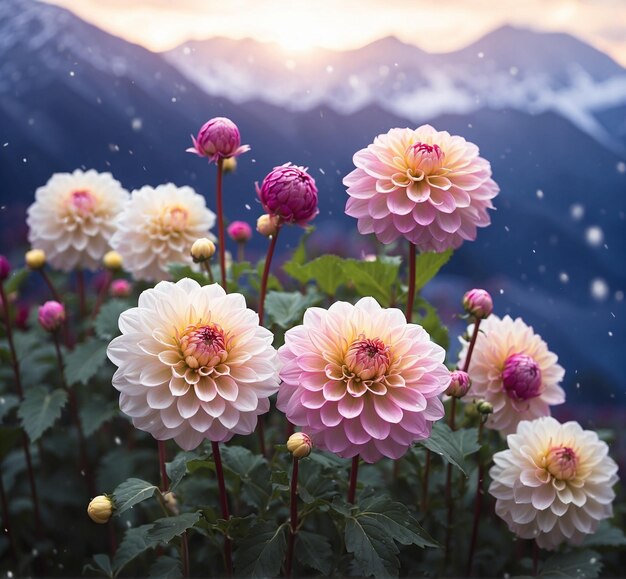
[43,0,626,65]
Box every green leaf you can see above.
[582,522,626,548]
[286,226,315,267]
[83,553,113,577]
[113,524,158,574]
[64,339,108,386]
[264,289,322,329]
[79,395,117,437]
[540,549,602,578]
[283,255,347,295]
[147,512,201,543]
[298,459,337,504]
[0,426,21,460]
[342,256,402,305]
[231,260,253,283]
[413,249,453,291]
[149,555,182,579]
[18,386,67,442]
[295,531,333,574]
[234,521,288,578]
[254,260,282,292]
[168,264,208,285]
[113,478,159,515]
[220,446,272,509]
[420,423,480,476]
[4,267,29,294]
[95,300,131,341]
[413,297,449,350]
[166,451,198,490]
[0,393,19,421]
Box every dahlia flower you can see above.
[27,170,129,271]
[227,221,253,243]
[38,301,65,332]
[107,279,280,450]
[110,184,216,282]
[276,297,450,463]
[458,315,565,435]
[343,125,499,252]
[187,117,250,163]
[489,416,619,550]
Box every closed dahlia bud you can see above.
[502,353,542,401]
[256,214,280,238]
[103,250,123,270]
[477,400,494,416]
[257,163,319,226]
[25,249,46,269]
[0,255,10,281]
[227,221,252,243]
[38,301,65,332]
[446,370,471,398]
[191,238,216,263]
[186,117,250,163]
[163,491,179,515]
[222,157,237,173]
[287,432,312,459]
[462,288,493,319]
[110,279,132,298]
[87,495,113,524]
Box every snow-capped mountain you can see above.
[165,27,626,152]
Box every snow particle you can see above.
[590,278,609,301]
[536,189,544,199]
[559,272,569,284]
[570,204,584,220]
[131,118,142,131]
[585,226,604,247]
[617,162,626,174]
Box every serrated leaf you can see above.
[582,522,626,548]
[64,339,108,386]
[342,256,402,305]
[166,451,197,490]
[295,531,333,574]
[298,459,337,504]
[113,524,158,574]
[220,445,271,509]
[234,521,288,578]
[0,393,19,421]
[113,478,158,515]
[18,386,67,442]
[95,300,131,341]
[283,255,347,295]
[413,249,453,291]
[264,289,322,329]
[147,512,201,543]
[79,395,117,437]
[413,297,449,350]
[540,549,602,578]
[83,554,113,577]
[149,555,182,579]
[421,423,480,476]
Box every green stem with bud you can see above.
[284,456,300,577]
[215,158,227,291]
[466,419,485,577]
[258,224,281,326]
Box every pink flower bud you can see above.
[462,288,493,319]
[446,370,471,398]
[256,163,319,226]
[110,279,132,298]
[502,353,543,401]
[38,301,65,332]
[0,255,11,281]
[227,221,252,243]
[186,117,250,163]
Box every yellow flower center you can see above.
[544,445,578,481]
[405,142,445,174]
[159,205,189,234]
[178,323,228,372]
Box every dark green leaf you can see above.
[18,386,67,442]
[231,261,253,283]
[413,249,453,291]
[168,264,208,285]
[113,478,158,515]
[285,226,315,267]
[421,423,480,476]
[65,339,108,386]
[95,300,132,341]
[342,256,402,305]
[298,459,337,504]
[79,395,117,437]
[413,297,449,350]
[221,445,271,509]
[166,451,198,490]
[0,426,21,460]
[148,512,201,543]
[253,260,282,292]
[83,553,113,577]
[234,521,288,578]
[295,531,333,574]
[0,393,19,421]
[113,524,158,574]
[540,549,602,578]
[581,522,626,548]
[149,555,182,579]
[264,289,322,329]
[4,267,29,294]
[283,255,347,295]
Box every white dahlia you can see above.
[27,169,129,271]
[106,278,280,450]
[489,416,619,550]
[459,315,565,435]
[110,184,216,282]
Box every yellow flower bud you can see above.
[256,214,280,238]
[87,495,113,524]
[191,238,216,263]
[222,157,237,173]
[25,249,46,269]
[287,432,312,459]
[163,491,179,515]
[103,250,123,270]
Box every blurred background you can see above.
[0,0,624,451]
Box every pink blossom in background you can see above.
[227,221,253,243]
[343,125,499,252]
[187,117,250,163]
[38,300,65,332]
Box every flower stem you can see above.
[77,269,87,318]
[91,271,112,321]
[258,225,281,326]
[212,441,233,576]
[215,158,227,291]
[284,457,300,577]
[420,449,431,512]
[348,455,360,504]
[237,242,245,263]
[466,420,485,577]
[0,464,18,561]
[39,268,63,303]
[257,417,267,457]
[405,242,417,323]
[158,440,168,492]
[533,541,539,576]
[443,398,457,565]
[202,261,215,284]
[462,318,482,373]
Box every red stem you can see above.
[212,441,233,576]
[443,398,457,564]
[257,225,281,326]
[466,420,485,577]
[257,417,267,457]
[91,271,112,320]
[215,158,227,291]
[285,457,299,577]
[39,268,63,303]
[237,242,245,263]
[158,440,168,492]
[405,242,416,323]
[77,269,86,318]
[421,449,431,512]
[182,531,190,577]
[462,318,482,373]
[347,455,359,504]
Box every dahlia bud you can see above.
[110,279,132,298]
[38,301,65,332]
[222,157,237,173]
[87,495,113,524]
[227,221,252,243]
[103,250,123,271]
[502,353,543,401]
[287,432,312,459]
[191,238,216,263]
[25,249,46,270]
[462,289,493,319]
[476,400,494,416]
[0,255,10,281]
[256,214,280,238]
[163,491,179,515]
[256,163,319,226]
[186,117,250,163]
[446,370,471,398]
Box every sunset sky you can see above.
[43,0,626,65]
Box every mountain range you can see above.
[0,0,624,408]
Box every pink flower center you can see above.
[161,206,189,233]
[501,353,542,401]
[345,335,390,381]
[179,323,228,370]
[545,445,578,481]
[406,142,445,173]
[69,190,97,216]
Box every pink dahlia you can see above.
[458,315,565,435]
[276,297,450,463]
[107,278,280,450]
[257,163,319,226]
[227,221,253,243]
[343,125,499,252]
[187,117,250,163]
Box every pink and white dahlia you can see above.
[110,184,216,282]
[489,416,619,550]
[343,125,499,252]
[27,170,129,271]
[276,297,450,463]
[107,279,280,450]
[187,117,250,163]
[459,315,565,435]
